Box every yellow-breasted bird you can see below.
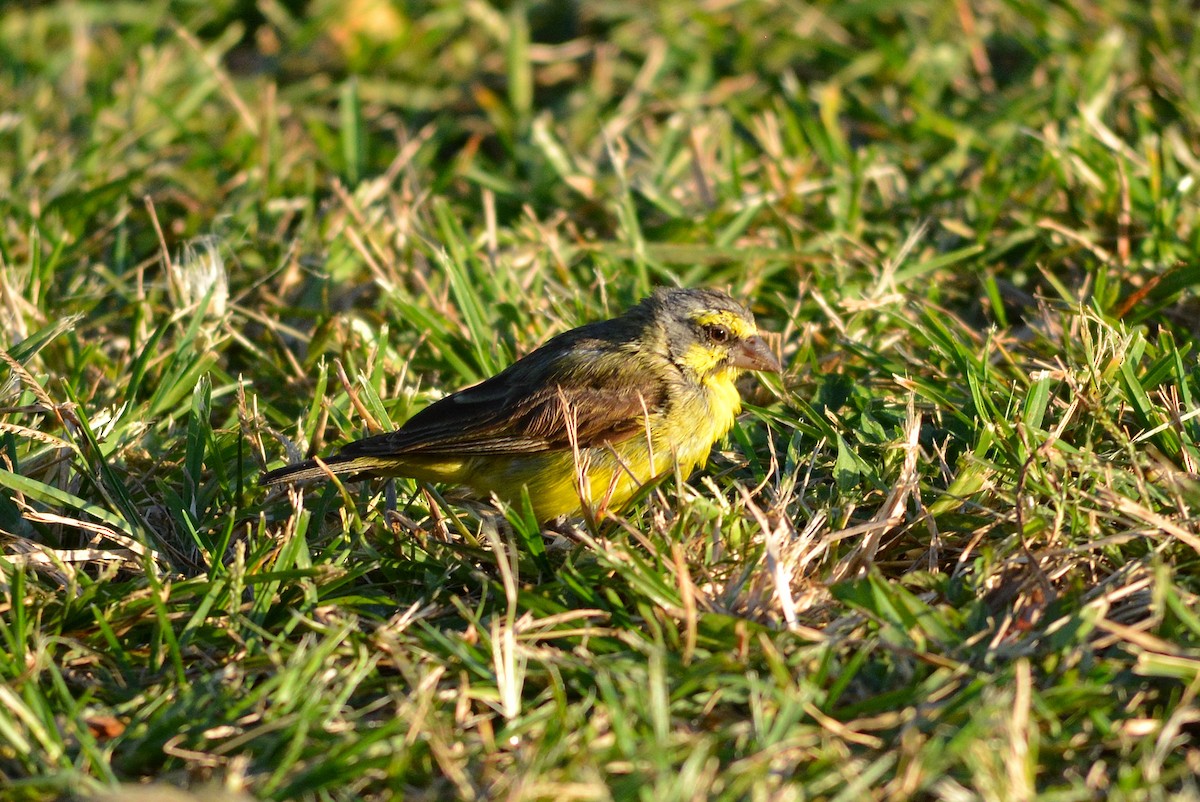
[261,287,780,520]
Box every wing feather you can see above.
[338,327,668,460]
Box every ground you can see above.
[1,1,1199,800]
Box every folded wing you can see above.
[338,338,668,459]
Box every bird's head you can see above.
[638,288,781,382]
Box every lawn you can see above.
[2,1,1199,799]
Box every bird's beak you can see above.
[731,335,782,373]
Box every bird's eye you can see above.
[705,324,732,344]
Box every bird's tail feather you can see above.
[259,455,377,486]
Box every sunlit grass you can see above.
[2,1,1199,799]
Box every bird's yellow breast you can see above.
[446,367,744,520]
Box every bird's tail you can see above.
[260,455,379,486]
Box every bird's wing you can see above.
[338,338,669,459]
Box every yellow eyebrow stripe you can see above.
[691,310,756,339]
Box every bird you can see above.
[261,287,781,521]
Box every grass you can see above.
[2,0,1200,799]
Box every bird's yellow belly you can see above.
[470,375,742,520]
[479,443,674,521]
